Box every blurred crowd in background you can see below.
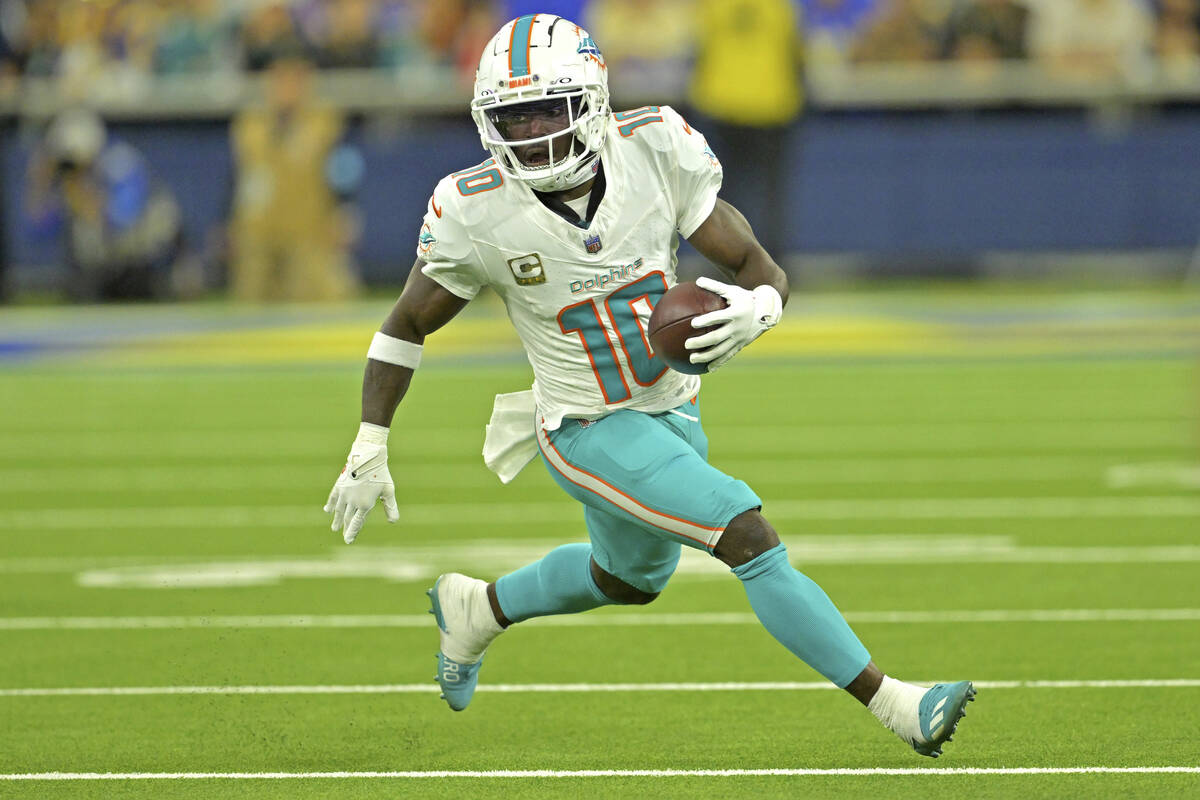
[0,0,497,97]
[1,0,1198,97]
[3,0,1199,304]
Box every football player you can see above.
[325,14,974,756]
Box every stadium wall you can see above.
[3,108,1198,288]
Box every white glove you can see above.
[324,422,399,544]
[685,277,783,371]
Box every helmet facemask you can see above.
[473,86,606,192]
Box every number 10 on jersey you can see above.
[557,271,670,403]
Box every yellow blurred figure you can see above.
[688,0,804,127]
[230,51,358,302]
[688,0,804,257]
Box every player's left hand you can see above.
[324,426,399,544]
[685,277,783,371]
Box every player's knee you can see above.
[713,509,780,568]
[590,559,660,605]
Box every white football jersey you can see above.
[417,105,722,430]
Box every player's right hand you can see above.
[324,426,399,544]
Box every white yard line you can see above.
[0,465,499,492]
[1106,462,1200,489]
[1,608,1198,631]
[3,495,1199,531]
[0,420,1185,455]
[4,535,1196,587]
[2,767,1199,780]
[0,455,1140,492]
[768,496,1200,520]
[2,679,1198,698]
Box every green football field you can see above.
[1,290,1198,798]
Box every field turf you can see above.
[0,289,1197,798]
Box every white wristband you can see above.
[367,332,423,369]
[356,421,388,445]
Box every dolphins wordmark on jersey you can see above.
[417,105,722,430]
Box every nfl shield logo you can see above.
[584,234,602,254]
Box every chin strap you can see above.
[524,147,599,193]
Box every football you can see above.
[648,281,727,375]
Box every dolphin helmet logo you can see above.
[577,37,602,58]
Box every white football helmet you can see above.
[471,15,610,192]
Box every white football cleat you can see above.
[427,573,504,711]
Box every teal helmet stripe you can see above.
[509,14,537,77]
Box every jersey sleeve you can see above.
[416,178,486,300]
[660,105,723,238]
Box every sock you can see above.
[732,543,871,688]
[441,576,503,664]
[868,675,928,743]
[494,542,613,624]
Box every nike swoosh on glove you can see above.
[324,425,399,544]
